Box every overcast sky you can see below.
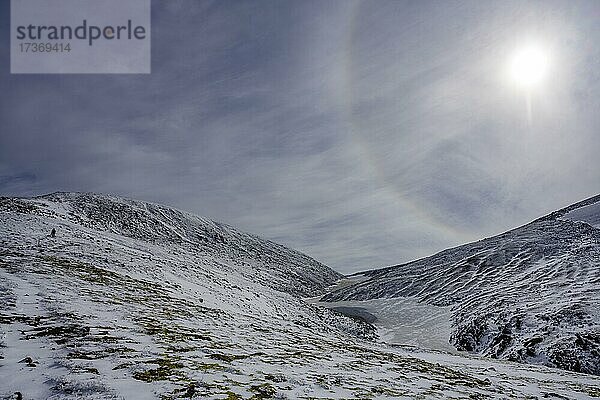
[1,0,598,273]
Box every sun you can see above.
[509,44,549,87]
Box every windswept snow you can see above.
[1,192,600,399]
[321,194,600,376]
[563,201,600,228]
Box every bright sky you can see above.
[1,0,598,273]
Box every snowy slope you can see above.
[321,194,600,376]
[2,192,341,298]
[1,192,600,399]
[563,201,600,228]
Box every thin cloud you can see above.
[1,0,598,273]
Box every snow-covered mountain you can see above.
[4,192,341,298]
[321,194,600,376]
[1,192,599,399]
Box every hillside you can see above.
[321,194,600,375]
[1,192,599,399]
[1,192,341,298]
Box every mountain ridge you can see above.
[1,191,341,298]
[1,192,600,399]
[321,193,600,375]
[346,193,600,278]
